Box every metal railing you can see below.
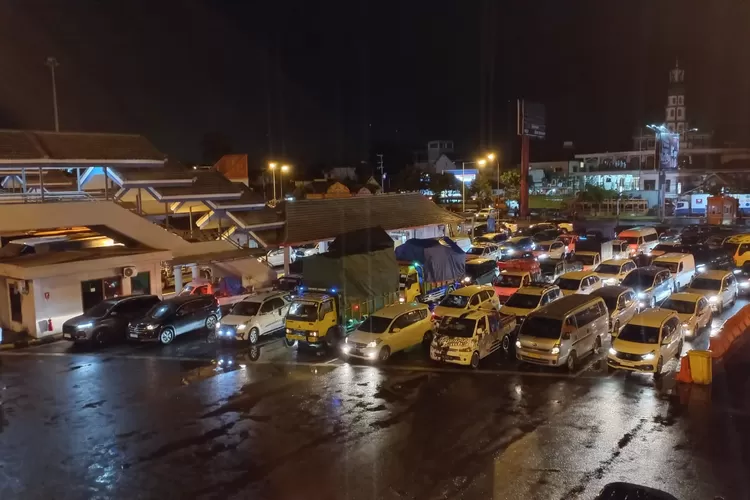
[0,190,102,204]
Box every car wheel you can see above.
[283,337,298,348]
[92,329,107,347]
[378,346,391,362]
[470,351,480,369]
[676,341,684,359]
[325,327,340,350]
[205,315,218,330]
[159,328,175,345]
[422,331,433,351]
[566,351,577,372]
[502,334,512,353]
[593,336,602,355]
[248,328,260,345]
[654,356,664,378]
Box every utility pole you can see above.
[377,154,385,193]
[45,57,60,132]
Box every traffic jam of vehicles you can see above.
[60,220,750,379]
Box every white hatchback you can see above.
[217,291,291,344]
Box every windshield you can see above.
[618,324,660,344]
[495,275,522,287]
[621,272,655,289]
[621,236,639,245]
[230,301,261,317]
[689,278,722,291]
[540,261,558,273]
[723,242,740,255]
[554,277,581,290]
[519,316,562,339]
[573,254,596,265]
[357,315,393,334]
[85,300,117,318]
[466,247,485,255]
[465,263,491,278]
[661,299,696,314]
[287,301,319,320]
[147,302,175,319]
[437,317,477,338]
[439,294,470,308]
[652,261,678,273]
[504,293,541,309]
[595,264,622,274]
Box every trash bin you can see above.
[688,350,712,385]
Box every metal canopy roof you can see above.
[0,130,165,168]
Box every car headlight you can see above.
[216,321,221,328]
[76,322,93,330]
[463,276,471,283]
[285,328,292,334]
[637,292,646,299]
[506,249,515,255]
[515,340,522,349]
[309,331,319,337]
[709,295,719,303]
[146,324,156,330]
[538,253,548,259]
[734,268,742,274]
[642,351,656,361]
[741,281,750,289]
[696,264,706,273]
[366,339,382,348]
[236,324,247,331]
[457,347,472,352]
[551,346,560,355]
[608,347,617,356]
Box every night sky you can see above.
[0,1,748,172]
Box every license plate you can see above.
[129,333,138,339]
[524,351,543,359]
[63,333,72,339]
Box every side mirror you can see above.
[391,327,401,333]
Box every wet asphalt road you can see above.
[1,301,750,499]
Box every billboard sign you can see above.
[658,132,680,170]
[517,100,546,139]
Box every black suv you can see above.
[128,295,221,345]
[62,295,161,346]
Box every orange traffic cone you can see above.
[675,355,693,384]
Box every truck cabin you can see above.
[399,262,424,301]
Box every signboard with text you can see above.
[517,100,546,139]
[658,132,680,170]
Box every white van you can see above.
[652,253,696,290]
[617,227,659,256]
[515,294,609,371]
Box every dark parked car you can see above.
[688,244,734,272]
[62,295,162,346]
[463,258,498,285]
[128,294,221,345]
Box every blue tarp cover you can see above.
[394,237,465,283]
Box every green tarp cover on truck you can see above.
[301,227,399,299]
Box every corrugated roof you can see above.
[209,183,267,207]
[283,193,463,244]
[0,130,164,161]
[150,172,243,199]
[228,207,284,229]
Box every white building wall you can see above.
[5,260,163,338]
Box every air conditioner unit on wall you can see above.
[122,266,137,278]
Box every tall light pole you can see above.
[280,164,290,200]
[460,160,486,212]
[487,152,500,194]
[45,57,60,132]
[268,162,278,203]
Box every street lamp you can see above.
[280,165,290,201]
[461,160,486,212]
[487,153,500,194]
[268,162,278,202]
[45,57,60,132]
